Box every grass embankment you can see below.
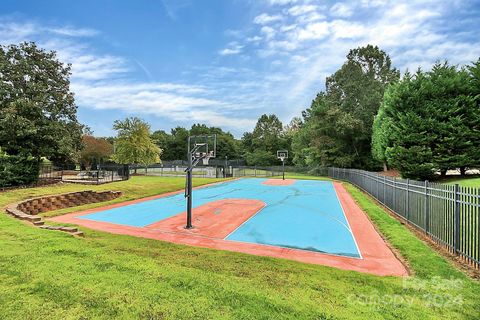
[0,176,478,319]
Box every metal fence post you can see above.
[383,175,386,205]
[454,183,460,253]
[425,180,429,234]
[406,179,410,221]
[393,177,396,212]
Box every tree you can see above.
[292,45,399,169]
[190,124,240,160]
[0,42,83,163]
[151,130,177,160]
[152,124,241,161]
[112,117,162,168]
[372,61,480,179]
[79,135,113,169]
[241,114,290,165]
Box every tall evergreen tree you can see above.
[372,61,480,179]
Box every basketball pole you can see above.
[186,150,193,229]
[184,134,216,229]
[282,159,285,180]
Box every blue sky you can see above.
[1,0,479,137]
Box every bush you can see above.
[0,154,40,188]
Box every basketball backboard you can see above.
[188,134,217,163]
[277,150,288,161]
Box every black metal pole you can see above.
[224,156,228,178]
[186,152,193,229]
[282,160,285,180]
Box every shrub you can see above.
[0,153,39,188]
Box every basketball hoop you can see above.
[276,150,288,180]
[202,151,215,165]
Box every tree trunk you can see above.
[459,166,466,176]
[383,162,388,172]
[440,169,447,177]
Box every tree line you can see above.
[1,41,479,187]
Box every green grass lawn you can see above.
[282,172,331,180]
[0,176,479,319]
[441,175,480,188]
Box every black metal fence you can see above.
[128,164,284,178]
[329,167,480,269]
[159,159,246,167]
[39,164,130,185]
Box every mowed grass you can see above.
[0,177,479,319]
[441,175,480,188]
[283,173,331,181]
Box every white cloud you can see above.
[267,0,298,5]
[296,21,330,40]
[360,0,387,8]
[330,20,366,39]
[218,42,244,55]
[287,5,318,16]
[253,13,283,25]
[330,3,354,17]
[0,21,37,42]
[280,24,297,32]
[246,35,262,42]
[219,47,241,55]
[260,26,276,40]
[47,27,98,37]
[296,12,326,23]
[268,40,298,51]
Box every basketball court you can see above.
[49,178,408,276]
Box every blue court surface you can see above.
[80,179,361,258]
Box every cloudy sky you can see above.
[1,0,479,137]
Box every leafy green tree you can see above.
[153,124,240,161]
[151,130,176,160]
[244,150,277,166]
[372,61,480,179]
[241,114,290,165]
[292,45,399,169]
[0,42,83,163]
[190,124,240,160]
[112,117,161,167]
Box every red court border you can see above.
[48,180,408,276]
